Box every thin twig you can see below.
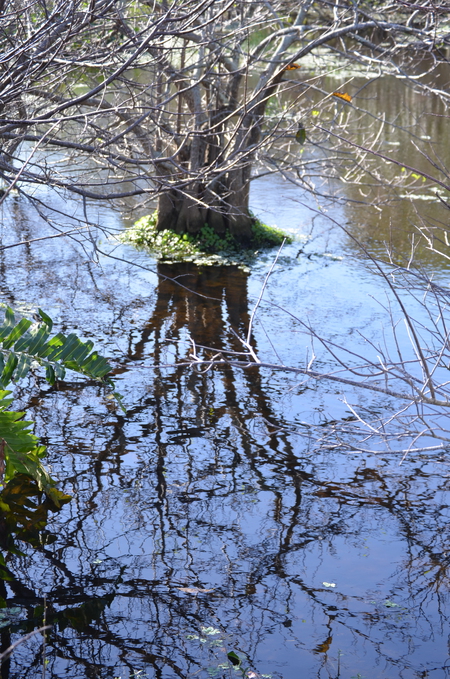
[245,239,286,362]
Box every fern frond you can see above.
[0,305,112,387]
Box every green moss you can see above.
[249,215,291,248]
[119,210,292,267]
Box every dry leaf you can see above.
[284,63,301,71]
[332,91,352,102]
[177,587,214,594]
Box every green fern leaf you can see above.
[3,318,32,349]
[1,353,17,386]
[0,391,64,505]
[0,305,113,390]
[0,304,124,504]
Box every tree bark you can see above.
[156,185,254,241]
[175,194,206,234]
[156,190,182,232]
[224,168,253,240]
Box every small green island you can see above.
[120,211,292,267]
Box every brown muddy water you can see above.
[1,77,450,679]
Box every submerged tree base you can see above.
[120,211,292,268]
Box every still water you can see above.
[1,80,450,679]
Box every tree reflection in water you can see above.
[1,262,450,679]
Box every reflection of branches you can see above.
[178,244,450,456]
[4,204,450,678]
[10,345,450,678]
[0,626,51,662]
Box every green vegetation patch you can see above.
[120,211,292,269]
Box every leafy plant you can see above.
[0,391,70,508]
[226,650,253,678]
[0,305,112,387]
[0,304,120,506]
[120,210,292,262]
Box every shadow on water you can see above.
[0,252,450,678]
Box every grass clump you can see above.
[120,210,291,267]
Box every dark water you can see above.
[1,75,450,679]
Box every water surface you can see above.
[0,75,450,679]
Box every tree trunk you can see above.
[225,165,253,240]
[155,75,276,241]
[156,181,254,242]
[156,185,254,241]
[156,189,183,233]
[156,187,206,235]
